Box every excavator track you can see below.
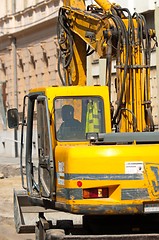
[14,190,159,240]
[44,234,159,240]
[41,224,159,240]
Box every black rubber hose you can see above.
[109,14,129,124]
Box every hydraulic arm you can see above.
[58,0,156,132]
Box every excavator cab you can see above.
[7,85,111,200]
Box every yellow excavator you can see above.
[7,0,159,239]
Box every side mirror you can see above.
[7,108,19,129]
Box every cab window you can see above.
[54,96,105,141]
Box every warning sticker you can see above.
[125,162,144,174]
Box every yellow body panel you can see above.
[55,143,159,214]
[94,0,112,11]
[30,85,159,215]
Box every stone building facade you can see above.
[0,0,159,156]
[0,0,63,156]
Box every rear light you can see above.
[83,187,108,199]
[77,181,82,187]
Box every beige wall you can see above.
[0,28,60,114]
[0,0,62,154]
[0,0,62,118]
[0,0,158,124]
[0,1,159,156]
[0,0,60,17]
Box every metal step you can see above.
[13,189,54,233]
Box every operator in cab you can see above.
[57,105,84,140]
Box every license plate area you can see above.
[144,203,159,213]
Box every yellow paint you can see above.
[94,0,112,11]
[55,142,159,210]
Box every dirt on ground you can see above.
[0,158,82,240]
[0,163,34,240]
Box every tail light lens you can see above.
[83,187,108,199]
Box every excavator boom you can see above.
[58,1,156,132]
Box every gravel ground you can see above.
[0,156,82,240]
[0,156,34,240]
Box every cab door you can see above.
[37,95,55,198]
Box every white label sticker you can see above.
[125,162,143,174]
[58,161,64,172]
[57,178,65,186]
[57,161,65,185]
[144,204,159,213]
